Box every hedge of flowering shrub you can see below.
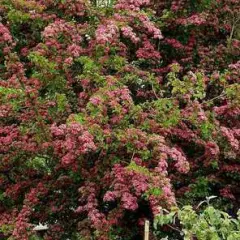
[0,0,239,239]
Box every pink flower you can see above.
[138,14,163,39]
[221,126,239,151]
[64,57,73,65]
[90,96,102,106]
[121,26,140,43]
[137,40,161,60]
[103,191,117,202]
[67,44,81,57]
[163,186,172,196]
[205,142,220,156]
[96,21,119,44]
[51,123,97,167]
[121,192,138,210]
[115,0,150,11]
[0,23,13,43]
[169,147,189,173]
[165,38,184,49]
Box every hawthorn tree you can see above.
[0,0,239,239]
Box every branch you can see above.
[166,224,183,234]
[202,92,226,105]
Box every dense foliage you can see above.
[154,202,240,240]
[0,0,239,239]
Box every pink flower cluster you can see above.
[50,123,97,166]
[66,44,82,57]
[233,128,240,138]
[121,26,140,43]
[58,0,87,16]
[205,141,220,158]
[169,147,190,174]
[115,0,150,11]
[171,0,186,12]
[213,104,240,117]
[220,126,239,151]
[95,21,119,44]
[220,186,235,200]
[89,96,103,106]
[77,183,107,229]
[149,135,189,174]
[42,19,82,43]
[89,86,133,125]
[0,23,13,44]
[148,174,175,215]
[177,14,206,26]
[182,101,207,122]
[0,125,19,153]
[12,205,32,240]
[155,153,168,175]
[229,60,240,70]
[136,40,161,60]
[102,154,178,216]
[165,38,184,49]
[0,210,18,236]
[0,23,14,54]
[12,183,48,240]
[103,164,148,211]
[138,14,163,39]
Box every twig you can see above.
[227,14,240,49]
[202,92,226,104]
[152,83,160,99]
[166,224,183,234]
[130,151,136,162]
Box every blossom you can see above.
[121,192,138,210]
[170,147,190,174]
[115,0,150,11]
[42,20,82,43]
[138,14,163,39]
[0,23,13,43]
[89,96,102,106]
[64,57,73,65]
[103,191,117,202]
[165,38,184,49]
[58,0,87,16]
[121,26,140,43]
[67,44,82,57]
[221,126,239,151]
[95,21,119,44]
[50,123,97,167]
[205,141,220,157]
[136,40,161,60]
[177,14,206,26]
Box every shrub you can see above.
[0,0,239,239]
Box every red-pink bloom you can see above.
[96,21,119,44]
[137,40,161,60]
[121,26,140,43]
[221,126,239,151]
